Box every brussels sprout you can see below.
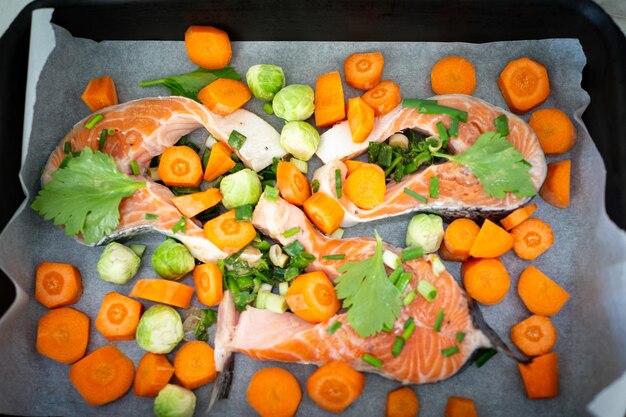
[279,121,320,161]
[405,214,444,254]
[152,239,195,280]
[136,305,184,354]
[96,242,141,284]
[246,64,285,101]
[154,384,196,417]
[272,84,315,121]
[220,168,262,209]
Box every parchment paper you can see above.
[1,9,626,417]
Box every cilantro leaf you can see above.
[335,232,402,338]
[31,148,145,244]
[139,67,241,101]
[434,132,537,198]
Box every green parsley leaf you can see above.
[139,67,241,101]
[335,232,402,338]
[434,132,536,198]
[31,148,145,244]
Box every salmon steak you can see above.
[314,94,547,226]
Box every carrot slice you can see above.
[438,240,469,262]
[174,341,217,390]
[315,71,346,127]
[198,78,251,115]
[500,203,538,231]
[498,57,550,114]
[171,188,222,218]
[511,315,557,357]
[81,75,118,112]
[133,353,175,397]
[529,108,576,154]
[306,361,365,413]
[362,80,402,116]
[130,279,194,309]
[184,25,232,70]
[518,352,559,399]
[69,345,135,406]
[343,163,386,210]
[443,218,480,259]
[203,209,257,253]
[286,271,340,323]
[431,56,477,95]
[158,146,203,187]
[444,396,478,417]
[517,266,569,316]
[461,258,511,305]
[510,218,554,260]
[344,52,384,90]
[303,192,345,235]
[37,307,89,364]
[468,219,513,258]
[247,367,302,417]
[540,160,571,208]
[204,141,236,182]
[35,261,83,308]
[347,97,375,143]
[344,159,366,175]
[386,386,419,417]
[193,263,223,307]
[95,292,143,341]
[277,161,311,206]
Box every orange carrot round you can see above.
[529,108,576,154]
[386,386,419,417]
[500,203,537,231]
[286,271,340,323]
[81,75,118,112]
[69,345,135,406]
[362,80,402,116]
[203,209,257,253]
[95,292,143,341]
[443,218,480,260]
[247,367,302,417]
[438,240,469,262]
[277,161,311,206]
[461,258,510,305]
[347,97,375,143]
[37,307,89,364]
[303,192,345,235]
[158,146,203,187]
[343,163,386,210]
[185,25,232,70]
[469,219,513,258]
[204,141,236,182]
[517,266,569,316]
[511,315,557,357]
[198,78,251,115]
[431,56,477,95]
[498,57,550,114]
[35,261,83,308]
[518,352,559,399]
[130,279,194,309]
[444,396,478,417]
[133,353,175,397]
[307,361,365,413]
[193,263,224,307]
[510,218,554,260]
[174,341,217,390]
[344,159,366,176]
[344,52,384,90]
[315,71,346,127]
[171,188,223,218]
[540,160,571,208]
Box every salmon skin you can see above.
[314,94,547,226]
[213,195,523,387]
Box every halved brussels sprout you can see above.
[405,213,444,253]
[272,84,315,121]
[246,64,285,101]
[136,305,184,354]
[220,168,262,209]
[279,121,320,161]
[152,239,195,280]
[96,242,141,284]
[154,384,196,417]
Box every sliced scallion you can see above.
[434,308,444,332]
[403,290,417,306]
[311,179,320,193]
[107,128,115,136]
[264,185,279,201]
[278,282,289,296]
[402,318,416,340]
[474,348,498,367]
[130,160,140,176]
[448,118,459,137]
[322,254,346,260]
[362,353,383,369]
[330,227,344,239]
[172,216,187,234]
[235,204,253,221]
[417,280,437,302]
[228,130,247,150]
[290,158,308,174]
[401,246,423,262]
[327,321,342,335]
[442,345,460,357]
[456,331,466,343]
[283,240,304,257]
[429,176,440,198]
[416,102,468,122]
[283,227,301,238]
[388,266,404,285]
[85,114,104,129]
[335,169,342,198]
[395,272,412,293]
[145,213,159,220]
[436,121,449,147]
[402,98,437,108]
[404,188,428,204]
[392,336,405,357]
[98,129,108,151]
[494,114,509,136]
[201,148,210,170]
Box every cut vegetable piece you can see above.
[277,161,311,206]
[158,146,203,187]
[344,159,366,176]
[81,75,118,112]
[461,258,510,305]
[171,188,222,218]
[35,261,83,308]
[315,71,346,127]
[285,271,340,323]
[431,56,477,95]
[95,292,142,341]
[347,97,375,143]
[438,240,469,262]
[37,307,89,364]
[306,361,365,414]
[247,367,302,417]
[134,353,175,397]
[203,209,257,253]
[193,263,223,307]
[174,341,217,390]
[529,108,576,154]
[518,352,559,399]
[500,203,538,231]
[444,396,478,417]
[303,192,345,235]
[344,52,384,90]
[184,25,232,70]
[443,218,480,260]
[498,57,550,114]
[469,219,513,258]
[539,160,571,208]
[386,386,419,417]
[517,266,569,316]
[204,141,236,182]
[343,163,386,209]
[510,218,554,260]
[69,345,135,406]
[198,78,251,115]
[511,315,557,357]
[130,279,194,309]
[362,80,402,116]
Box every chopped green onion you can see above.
[145,213,159,220]
[98,129,108,151]
[235,204,253,221]
[283,227,301,238]
[177,136,188,146]
[330,227,344,239]
[263,102,274,115]
[388,266,404,285]
[237,276,255,291]
[253,239,272,251]
[417,280,437,301]
[368,141,381,162]
[362,353,383,369]
[402,318,416,340]
[377,143,393,167]
[475,348,498,367]
[291,158,308,174]
[402,98,437,108]
[401,246,423,262]
[415,102,468,123]
[278,282,289,296]
[171,186,201,196]
[456,331,466,343]
[129,244,146,257]
[85,114,104,129]
[255,290,269,309]
[384,154,403,177]
[227,277,240,294]
[404,188,428,204]
[433,308,444,332]
[392,336,405,357]
[283,241,304,257]
[201,148,210,170]
[63,142,72,154]
[448,118,459,137]
[264,185,279,201]
[228,130,247,150]
[172,216,187,234]
[323,254,346,260]
[185,141,200,153]
[436,122,449,147]
[395,272,412,292]
[327,321,342,335]
[429,176,440,198]
[383,250,402,269]
[494,114,509,136]
[311,179,320,193]
[403,290,417,306]
[217,259,225,275]
[130,160,140,176]
[107,128,115,136]
[441,345,460,357]
[382,323,394,333]
[335,169,342,198]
